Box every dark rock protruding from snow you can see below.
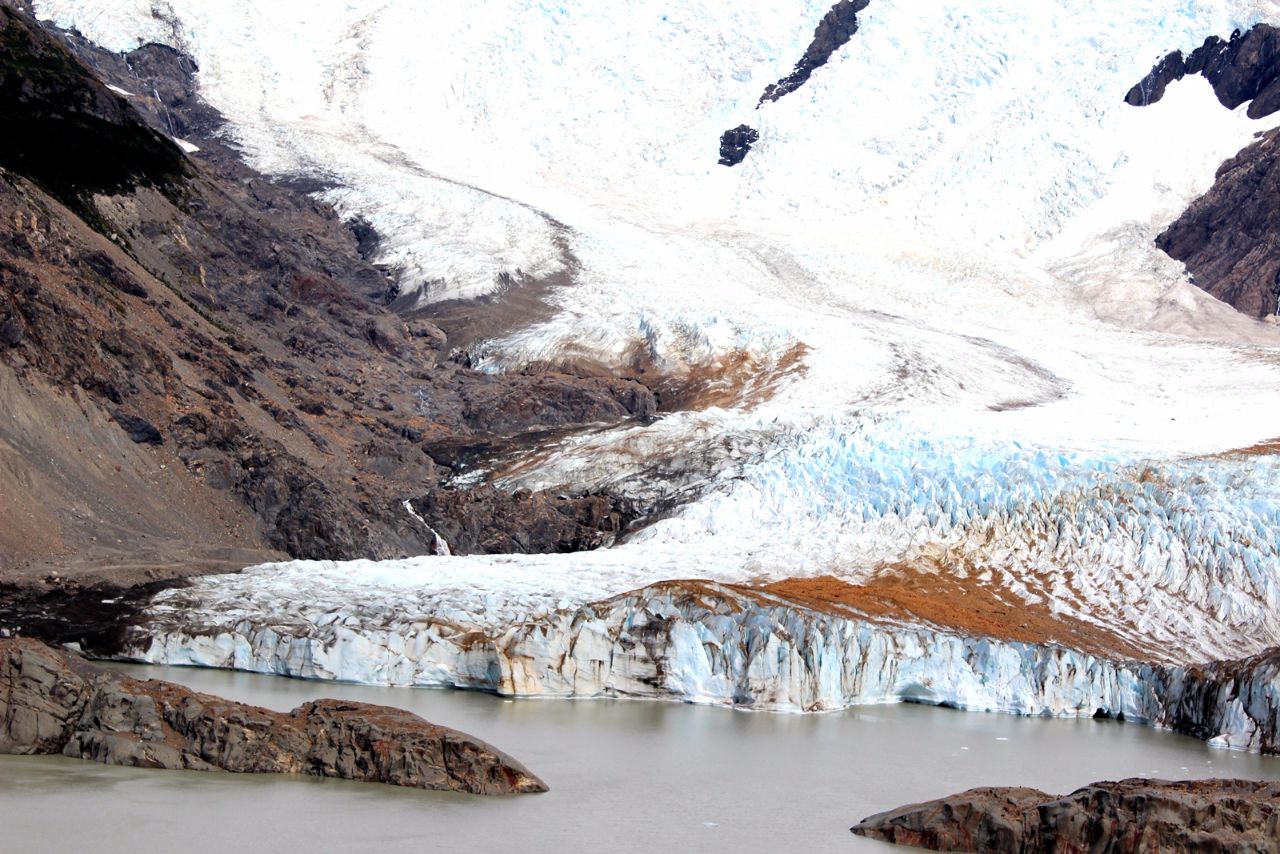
[1126,25,1280,118]
[1130,25,1280,318]
[0,638,547,795]
[852,778,1280,852]
[718,124,760,166]
[1157,126,1280,318]
[759,0,870,106]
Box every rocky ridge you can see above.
[1156,126,1280,319]
[1128,23,1280,318]
[851,778,1280,853]
[0,637,546,794]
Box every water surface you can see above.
[3,664,1278,853]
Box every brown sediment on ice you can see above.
[515,341,809,415]
[1218,437,1280,457]
[650,343,810,412]
[753,566,1151,661]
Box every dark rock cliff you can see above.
[1126,25,1280,118]
[0,638,546,794]
[718,124,760,167]
[1128,24,1280,318]
[1156,127,1280,318]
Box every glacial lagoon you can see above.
[3,663,1279,853]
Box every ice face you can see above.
[128,579,1280,753]
[32,0,1280,725]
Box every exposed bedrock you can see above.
[759,0,870,105]
[851,778,1280,853]
[408,487,637,555]
[718,0,870,165]
[1126,25,1280,117]
[0,638,546,794]
[718,124,759,167]
[128,580,1280,753]
[1128,24,1280,316]
[1156,126,1280,318]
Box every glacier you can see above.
[33,0,1280,747]
[128,579,1280,753]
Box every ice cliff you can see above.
[126,580,1280,753]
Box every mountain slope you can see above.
[0,5,666,586]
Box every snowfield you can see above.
[36,0,1280,724]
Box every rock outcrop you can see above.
[1155,127,1280,319]
[1126,25,1280,117]
[718,124,760,167]
[851,778,1280,853]
[758,0,870,105]
[1125,24,1280,317]
[717,0,870,166]
[1124,23,1280,317]
[408,487,636,555]
[0,637,546,794]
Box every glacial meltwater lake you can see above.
[4,664,1279,853]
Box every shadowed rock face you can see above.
[852,778,1280,853]
[1127,25,1280,318]
[0,6,187,219]
[1156,127,1280,318]
[409,487,637,555]
[0,638,547,795]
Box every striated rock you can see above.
[851,778,1280,853]
[0,638,546,794]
